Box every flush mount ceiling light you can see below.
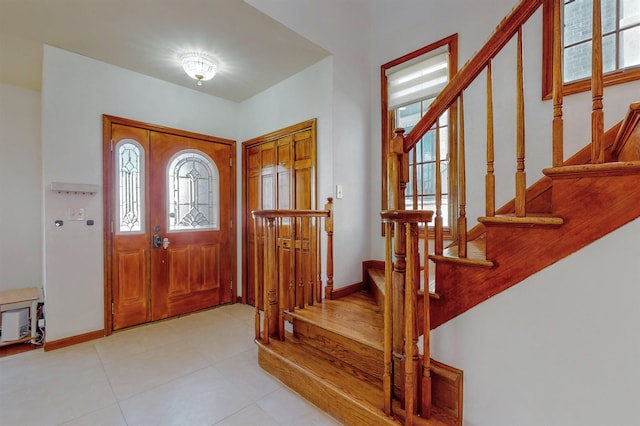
[180,52,218,86]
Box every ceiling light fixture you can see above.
[180,52,218,86]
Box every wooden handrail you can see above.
[404,0,543,152]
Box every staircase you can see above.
[251,0,640,424]
[257,291,462,425]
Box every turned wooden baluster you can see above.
[288,217,296,312]
[404,221,417,425]
[552,0,564,167]
[591,0,605,164]
[458,94,468,258]
[515,27,527,217]
[315,215,322,303]
[421,231,431,418]
[263,216,278,343]
[434,121,444,256]
[383,220,394,416]
[254,215,261,341]
[486,61,496,217]
[324,198,334,300]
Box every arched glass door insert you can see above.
[167,149,219,231]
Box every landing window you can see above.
[381,34,457,234]
[543,0,640,98]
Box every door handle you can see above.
[153,234,171,249]
[162,237,170,249]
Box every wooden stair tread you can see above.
[543,161,640,178]
[478,213,563,227]
[431,237,493,268]
[367,266,441,299]
[287,292,384,351]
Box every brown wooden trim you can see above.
[102,115,237,334]
[44,330,104,352]
[541,0,640,100]
[330,281,366,299]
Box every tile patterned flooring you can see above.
[0,303,342,426]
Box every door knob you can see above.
[153,234,163,248]
[162,237,170,249]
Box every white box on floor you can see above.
[1,308,30,342]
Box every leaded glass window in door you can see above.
[116,140,144,233]
[168,150,219,231]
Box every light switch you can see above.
[68,208,86,221]
[336,185,344,199]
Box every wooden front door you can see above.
[104,116,235,331]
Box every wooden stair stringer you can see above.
[431,164,640,329]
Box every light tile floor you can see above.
[0,303,342,426]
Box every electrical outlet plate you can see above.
[68,207,85,221]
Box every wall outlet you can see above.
[68,207,85,221]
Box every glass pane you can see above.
[602,33,617,72]
[620,0,640,28]
[564,40,593,81]
[564,0,594,46]
[116,141,144,233]
[602,0,617,33]
[621,26,640,68]
[168,150,219,231]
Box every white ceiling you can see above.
[0,0,330,102]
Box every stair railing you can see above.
[252,198,333,344]
[393,0,608,260]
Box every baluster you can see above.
[486,61,496,217]
[515,26,527,217]
[434,121,443,255]
[288,217,296,312]
[591,0,604,164]
[383,221,393,416]
[458,93,468,258]
[404,222,417,424]
[254,215,261,341]
[313,218,322,303]
[421,228,431,418]
[324,198,334,300]
[305,216,313,306]
[278,216,286,340]
[552,0,564,167]
[412,146,418,209]
[263,217,277,343]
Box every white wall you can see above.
[41,46,240,341]
[432,218,640,426]
[0,84,42,293]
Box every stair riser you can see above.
[258,344,399,426]
[293,318,385,380]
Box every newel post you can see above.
[389,128,409,402]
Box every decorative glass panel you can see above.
[116,140,144,233]
[168,150,219,231]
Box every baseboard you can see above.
[236,295,244,304]
[331,281,366,299]
[44,329,104,352]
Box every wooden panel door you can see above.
[242,119,316,306]
[106,117,235,331]
[149,131,233,320]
